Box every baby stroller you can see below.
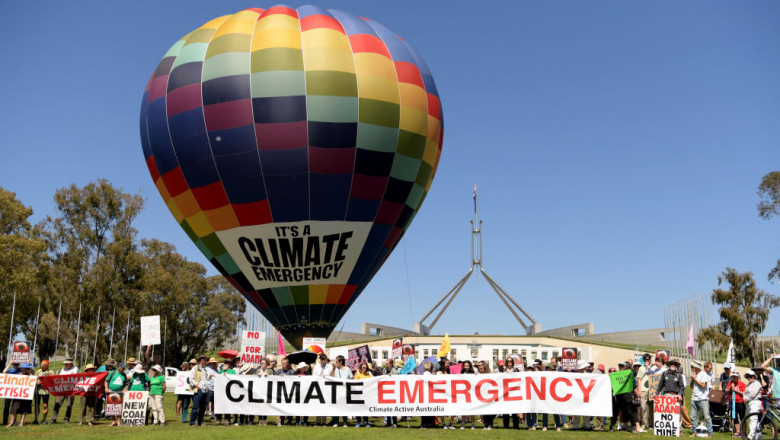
[709,389,732,433]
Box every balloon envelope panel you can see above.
[140,5,442,349]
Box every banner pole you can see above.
[92,305,101,365]
[124,311,130,363]
[31,297,41,365]
[53,300,62,372]
[108,309,116,359]
[6,292,16,362]
[73,304,82,364]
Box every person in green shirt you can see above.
[149,365,166,425]
[105,362,126,426]
[127,364,150,392]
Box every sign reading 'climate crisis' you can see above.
[217,222,371,290]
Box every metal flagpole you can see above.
[6,292,16,361]
[31,298,41,364]
[92,305,101,364]
[53,300,62,372]
[73,304,82,364]
[163,316,167,367]
[124,312,130,363]
[108,309,116,359]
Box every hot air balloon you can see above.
[140,5,443,349]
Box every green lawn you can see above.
[2,394,740,439]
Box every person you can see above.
[459,360,476,429]
[501,357,520,429]
[188,355,210,426]
[420,361,436,429]
[720,363,733,390]
[437,358,456,429]
[725,370,746,437]
[743,369,763,440]
[49,357,78,424]
[383,358,397,376]
[311,354,332,426]
[760,354,780,396]
[77,363,99,426]
[329,355,353,427]
[540,363,564,432]
[7,363,34,427]
[477,361,496,430]
[354,362,372,427]
[688,360,713,437]
[143,345,162,370]
[33,360,52,425]
[2,361,21,426]
[253,358,272,426]
[571,360,593,430]
[203,358,219,425]
[294,362,311,426]
[148,364,166,425]
[275,357,295,427]
[105,362,126,426]
[176,360,193,423]
[612,361,643,434]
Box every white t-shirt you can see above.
[312,362,333,377]
[692,371,713,401]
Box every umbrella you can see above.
[286,350,317,366]
[219,349,239,360]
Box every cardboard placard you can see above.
[174,371,194,395]
[240,331,266,367]
[104,392,123,416]
[653,395,681,436]
[11,341,31,364]
[0,373,36,400]
[140,315,161,346]
[346,344,372,371]
[647,374,662,400]
[303,338,326,355]
[121,391,149,426]
[391,338,403,359]
[561,347,578,370]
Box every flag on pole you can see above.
[473,183,477,213]
[686,325,695,357]
[439,333,451,358]
[726,339,735,366]
[399,356,416,375]
[277,331,286,357]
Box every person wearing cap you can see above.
[176,361,193,424]
[720,362,732,390]
[743,369,763,438]
[148,364,166,425]
[725,371,746,437]
[78,363,99,426]
[33,359,52,425]
[6,363,34,427]
[689,360,713,437]
[49,357,79,424]
[189,355,210,426]
[105,360,126,426]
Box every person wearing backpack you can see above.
[105,362,127,426]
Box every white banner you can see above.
[216,221,372,290]
[240,330,266,368]
[0,373,36,400]
[174,371,194,395]
[215,372,611,417]
[140,315,161,346]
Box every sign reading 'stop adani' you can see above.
[215,372,612,417]
[217,221,371,290]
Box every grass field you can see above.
[2,394,741,439]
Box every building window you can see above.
[552,350,559,359]
[432,348,438,356]
[424,349,429,357]
[372,350,378,360]
[492,349,499,359]
[450,349,457,359]
[542,351,548,360]
[382,350,388,359]
[512,348,518,355]
[502,349,508,360]
[471,349,479,359]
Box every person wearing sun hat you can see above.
[743,369,763,437]
[49,356,79,424]
[77,363,99,426]
[148,365,166,425]
[189,355,210,426]
[6,363,34,427]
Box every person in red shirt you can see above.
[725,371,746,437]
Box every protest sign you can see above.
[11,341,31,364]
[38,372,108,397]
[0,373,37,400]
[402,344,416,362]
[346,345,372,371]
[653,395,681,436]
[240,330,266,367]
[449,363,463,374]
[391,338,403,359]
[609,369,634,395]
[140,315,161,346]
[174,371,194,395]
[122,390,149,426]
[561,347,578,370]
[303,338,326,354]
[634,353,645,366]
[215,371,612,417]
[399,356,417,375]
[646,374,662,400]
[104,392,123,416]
[329,347,348,361]
[655,350,669,363]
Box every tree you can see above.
[758,171,780,280]
[699,268,780,365]
[0,187,46,366]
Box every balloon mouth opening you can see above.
[277,323,337,351]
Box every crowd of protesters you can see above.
[4,347,780,436]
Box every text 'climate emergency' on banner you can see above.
[216,221,371,290]
[214,372,612,417]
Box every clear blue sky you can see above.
[2,1,778,336]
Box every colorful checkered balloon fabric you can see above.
[140,5,443,348]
